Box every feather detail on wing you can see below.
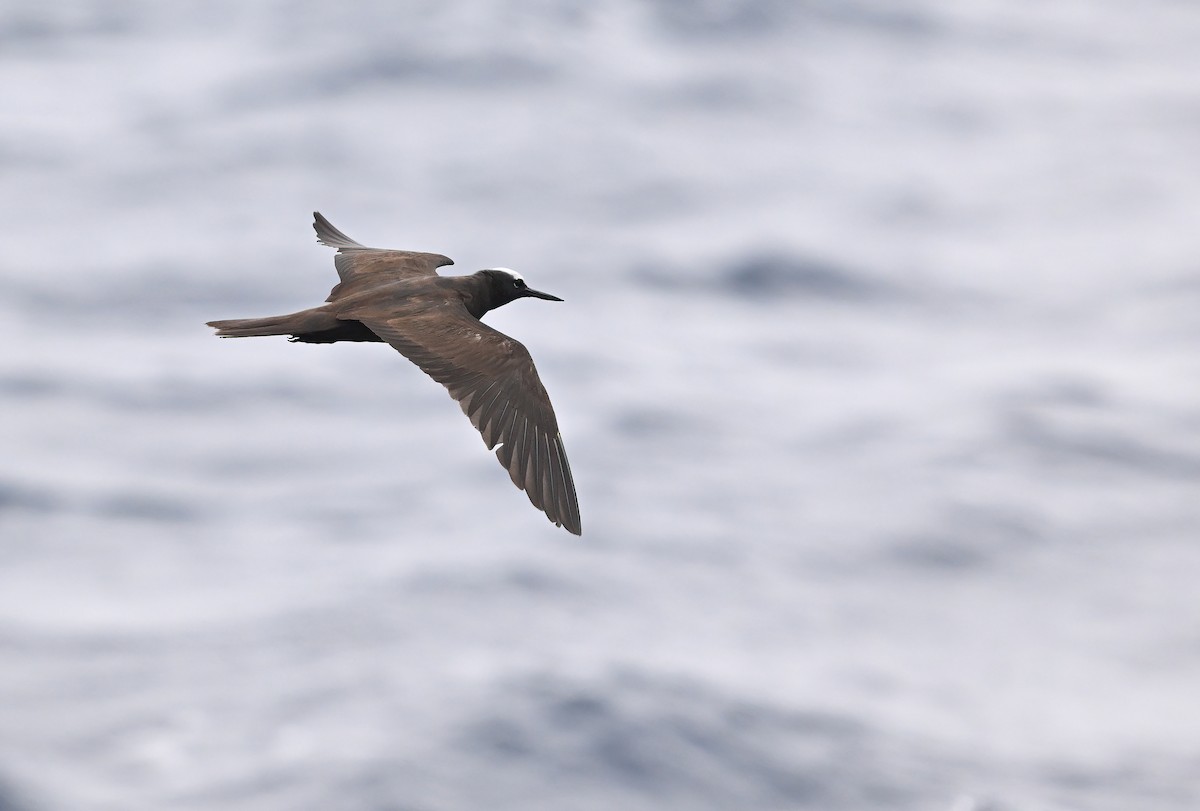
[312,212,454,300]
[353,304,581,535]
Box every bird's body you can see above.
[207,212,581,535]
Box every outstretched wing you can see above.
[313,212,454,301]
[353,302,581,535]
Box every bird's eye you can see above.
[514,279,526,288]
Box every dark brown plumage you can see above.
[207,212,581,535]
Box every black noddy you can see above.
[207,212,581,535]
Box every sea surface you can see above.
[1,2,1199,809]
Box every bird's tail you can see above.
[206,308,339,338]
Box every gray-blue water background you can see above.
[2,2,1198,809]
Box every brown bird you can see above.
[207,212,581,535]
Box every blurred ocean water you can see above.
[2,1,1199,809]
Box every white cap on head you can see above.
[489,267,524,282]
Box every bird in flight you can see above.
[207,212,581,535]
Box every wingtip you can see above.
[312,211,368,251]
[551,499,582,536]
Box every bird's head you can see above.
[480,268,564,307]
